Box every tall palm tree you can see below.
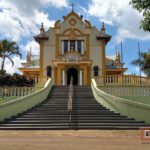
[0,39,22,71]
[131,51,150,76]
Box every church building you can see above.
[19,10,127,85]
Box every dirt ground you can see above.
[0,130,150,150]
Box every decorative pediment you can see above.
[69,18,77,26]
[64,52,80,62]
[63,11,82,21]
[62,28,84,38]
[54,52,89,63]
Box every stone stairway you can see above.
[0,86,148,129]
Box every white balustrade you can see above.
[95,75,150,87]
[98,86,150,97]
[0,86,42,98]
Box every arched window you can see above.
[47,66,52,77]
[93,66,99,76]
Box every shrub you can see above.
[0,73,35,87]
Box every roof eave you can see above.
[96,35,112,44]
[34,35,49,43]
[106,68,128,72]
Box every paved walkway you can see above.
[0,130,149,150]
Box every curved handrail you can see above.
[0,78,54,121]
[91,79,150,124]
[68,76,73,125]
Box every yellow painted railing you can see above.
[94,75,150,86]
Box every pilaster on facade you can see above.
[102,41,106,78]
[40,40,44,78]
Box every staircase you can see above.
[0,86,148,129]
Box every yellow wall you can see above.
[40,40,44,78]
[102,41,106,77]
[32,11,111,85]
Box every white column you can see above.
[80,70,83,85]
[62,70,65,85]
[61,41,64,54]
[75,41,78,52]
[51,68,53,78]
[81,41,84,54]
[68,41,70,52]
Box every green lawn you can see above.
[121,96,150,105]
[0,97,8,104]
[0,96,18,105]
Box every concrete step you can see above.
[13,117,135,120]
[20,114,124,118]
[0,126,145,130]
[6,119,144,124]
[0,85,148,130]
[0,122,147,127]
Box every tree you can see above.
[130,0,150,32]
[0,73,35,86]
[0,39,22,71]
[131,51,150,76]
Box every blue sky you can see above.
[0,0,149,75]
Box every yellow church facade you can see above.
[19,11,127,85]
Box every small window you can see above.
[64,40,68,53]
[77,40,81,52]
[70,40,75,51]
[93,66,99,76]
[47,66,52,77]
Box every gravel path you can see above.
[0,130,149,150]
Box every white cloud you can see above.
[24,40,40,56]
[141,72,146,77]
[0,0,65,41]
[0,0,66,74]
[127,66,147,77]
[0,8,54,41]
[88,0,150,43]
[135,67,140,72]
[34,10,55,29]
[0,56,25,75]
[41,0,68,8]
[106,55,115,60]
[0,40,39,74]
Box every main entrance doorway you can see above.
[67,68,78,85]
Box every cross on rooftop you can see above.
[70,3,75,12]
